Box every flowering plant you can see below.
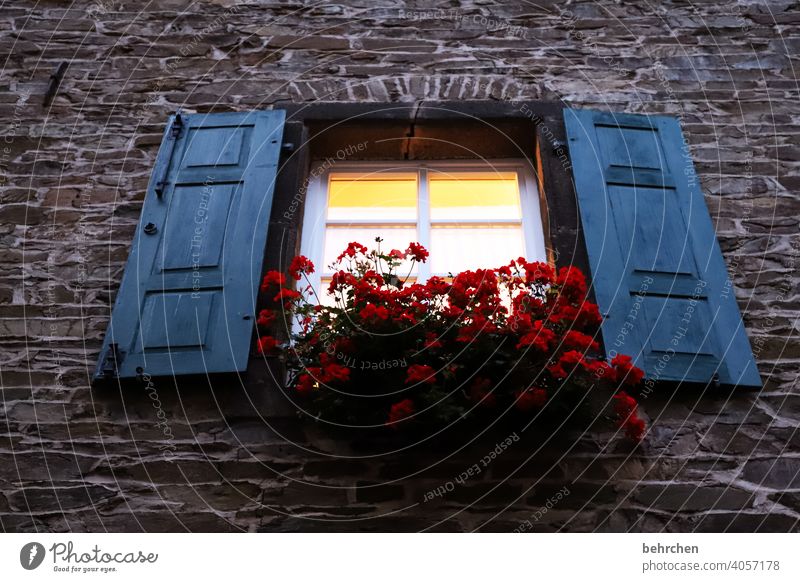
[258,240,646,442]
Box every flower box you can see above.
[258,240,647,443]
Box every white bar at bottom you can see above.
[0,533,796,581]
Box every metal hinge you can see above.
[99,343,123,379]
[154,110,184,197]
[170,111,184,139]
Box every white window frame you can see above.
[299,160,547,295]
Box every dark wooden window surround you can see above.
[247,101,594,413]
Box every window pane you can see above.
[328,175,417,220]
[429,172,521,220]
[430,225,524,274]
[323,226,418,272]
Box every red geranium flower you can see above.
[558,350,586,372]
[296,374,315,395]
[394,312,417,326]
[522,261,554,285]
[517,323,556,352]
[584,359,613,381]
[457,315,497,343]
[497,265,512,278]
[273,288,302,303]
[515,387,547,411]
[406,242,429,263]
[257,335,279,355]
[261,271,286,291]
[562,330,599,352]
[623,415,646,441]
[257,309,276,327]
[359,303,390,322]
[334,337,355,354]
[386,398,415,429]
[547,362,567,380]
[576,302,603,327]
[406,364,436,385]
[612,391,646,441]
[611,354,645,386]
[329,270,358,294]
[545,350,587,381]
[337,242,368,261]
[288,255,315,280]
[612,391,638,418]
[423,332,442,350]
[556,266,587,299]
[425,276,450,296]
[323,363,350,383]
[548,303,578,325]
[316,353,350,383]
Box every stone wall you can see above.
[1,0,798,532]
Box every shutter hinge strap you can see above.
[170,111,184,138]
[154,110,184,197]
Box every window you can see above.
[94,105,760,388]
[300,161,547,299]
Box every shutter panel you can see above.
[563,108,761,388]
[94,110,285,381]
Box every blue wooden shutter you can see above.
[563,108,761,388]
[94,110,285,381]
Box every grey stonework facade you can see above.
[1,0,798,532]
